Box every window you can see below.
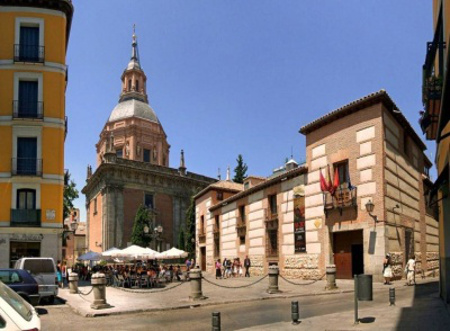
[136,80,139,91]
[17,189,36,210]
[239,235,245,245]
[144,194,154,209]
[200,216,205,234]
[269,195,277,215]
[239,205,245,223]
[128,79,132,91]
[403,134,410,158]
[93,198,97,214]
[424,166,430,177]
[14,18,44,63]
[334,161,349,184]
[143,149,151,163]
[16,137,37,175]
[216,191,223,201]
[16,80,39,118]
[116,149,123,158]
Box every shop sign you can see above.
[10,234,44,241]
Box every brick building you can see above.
[300,90,438,281]
[197,90,439,281]
[82,32,216,253]
[195,161,309,276]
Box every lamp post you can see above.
[63,222,79,266]
[144,224,163,251]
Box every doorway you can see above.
[200,247,206,271]
[333,230,364,279]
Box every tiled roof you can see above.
[194,180,243,199]
[209,165,308,211]
[299,90,426,150]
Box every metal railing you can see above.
[13,44,45,63]
[11,158,42,176]
[10,209,41,227]
[12,100,43,119]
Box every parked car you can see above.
[0,280,41,331]
[14,258,58,304]
[0,269,39,306]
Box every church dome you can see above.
[108,99,160,124]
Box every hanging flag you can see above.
[347,166,353,189]
[326,164,333,192]
[331,167,340,195]
[320,168,327,192]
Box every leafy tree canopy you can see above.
[131,205,152,247]
[63,171,79,221]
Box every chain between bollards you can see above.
[212,312,221,331]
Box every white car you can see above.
[0,280,40,331]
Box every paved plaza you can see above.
[56,273,450,330]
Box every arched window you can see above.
[135,80,139,92]
[128,79,132,91]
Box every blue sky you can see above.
[66,1,434,221]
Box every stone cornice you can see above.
[82,158,216,199]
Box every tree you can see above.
[130,205,151,247]
[233,154,248,183]
[184,196,196,258]
[63,171,79,220]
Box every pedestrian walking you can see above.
[215,259,222,279]
[383,253,393,285]
[244,255,251,277]
[405,255,416,286]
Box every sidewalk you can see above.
[58,273,448,328]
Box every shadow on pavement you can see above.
[395,281,450,331]
[359,317,375,323]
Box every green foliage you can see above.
[131,205,151,247]
[233,154,248,184]
[184,196,196,257]
[63,171,79,220]
[178,229,185,251]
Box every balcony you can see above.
[323,183,357,216]
[13,44,44,63]
[264,208,279,230]
[421,15,445,140]
[235,220,247,236]
[13,101,43,119]
[12,158,43,176]
[198,230,206,244]
[213,224,220,239]
[10,209,41,227]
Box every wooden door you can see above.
[200,247,206,271]
[334,252,352,279]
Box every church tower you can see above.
[95,29,170,167]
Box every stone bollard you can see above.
[189,268,206,301]
[90,272,111,309]
[325,264,338,290]
[267,265,281,294]
[68,272,79,294]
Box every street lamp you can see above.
[144,224,163,251]
[365,200,378,222]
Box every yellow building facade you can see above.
[421,0,450,303]
[0,0,73,267]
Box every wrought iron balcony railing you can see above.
[421,11,445,140]
[12,158,43,176]
[323,183,357,216]
[10,209,41,227]
[13,44,45,63]
[13,100,44,119]
[198,229,206,243]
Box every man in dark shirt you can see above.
[244,255,251,277]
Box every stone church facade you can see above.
[82,32,216,252]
